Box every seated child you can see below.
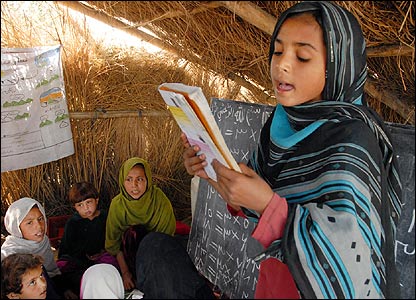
[57,182,118,297]
[105,157,176,290]
[1,198,70,298]
[80,264,125,299]
[1,253,47,299]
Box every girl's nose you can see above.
[35,219,45,231]
[39,276,47,288]
[275,53,291,73]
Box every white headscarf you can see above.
[1,197,61,277]
[80,264,124,299]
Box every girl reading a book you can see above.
[181,1,402,298]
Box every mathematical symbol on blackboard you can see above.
[232,215,241,225]
[241,150,249,161]
[249,128,257,141]
[226,251,235,262]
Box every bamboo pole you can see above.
[365,79,415,125]
[69,110,170,119]
[219,1,276,35]
[367,44,414,57]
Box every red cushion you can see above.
[175,220,191,235]
[58,227,65,237]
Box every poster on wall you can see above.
[1,45,74,172]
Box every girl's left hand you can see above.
[210,159,274,214]
[122,270,135,291]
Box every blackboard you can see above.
[387,122,415,300]
[187,98,415,299]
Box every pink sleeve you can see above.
[252,193,288,248]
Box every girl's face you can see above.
[124,165,147,200]
[74,198,99,220]
[19,207,45,242]
[8,265,47,299]
[270,13,326,106]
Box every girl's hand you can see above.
[181,132,209,179]
[122,270,135,291]
[211,159,274,214]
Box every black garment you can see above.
[135,232,215,299]
[42,266,62,299]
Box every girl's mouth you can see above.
[277,82,294,92]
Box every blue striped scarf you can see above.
[248,1,403,298]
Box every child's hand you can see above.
[181,133,209,179]
[212,159,274,214]
[122,270,135,291]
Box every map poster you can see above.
[1,45,74,172]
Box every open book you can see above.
[158,83,241,181]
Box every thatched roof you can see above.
[1,1,414,221]
[63,1,415,123]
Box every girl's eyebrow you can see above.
[275,38,318,52]
[23,269,42,285]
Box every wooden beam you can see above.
[69,109,170,119]
[367,44,414,57]
[226,72,272,103]
[365,79,415,124]
[143,1,223,23]
[56,1,178,54]
[219,1,276,35]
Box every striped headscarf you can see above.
[249,1,403,298]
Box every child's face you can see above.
[124,165,147,199]
[270,13,326,106]
[19,207,45,242]
[8,265,47,299]
[74,198,99,220]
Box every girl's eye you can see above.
[29,280,36,286]
[298,57,310,62]
[273,51,282,56]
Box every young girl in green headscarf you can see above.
[105,157,176,290]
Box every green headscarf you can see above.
[105,157,176,255]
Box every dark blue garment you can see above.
[135,232,215,299]
[42,266,62,299]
